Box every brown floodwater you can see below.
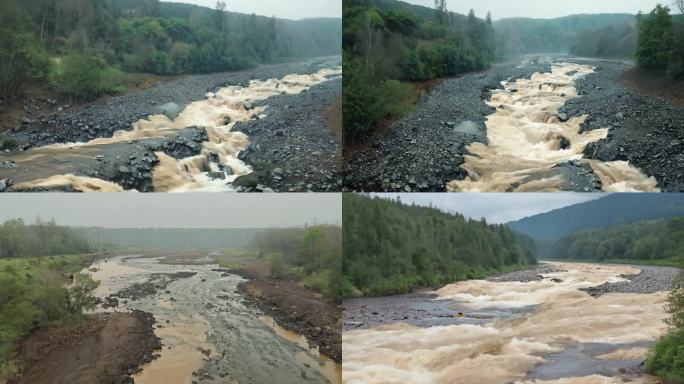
[447,63,658,192]
[7,67,341,192]
[342,262,667,384]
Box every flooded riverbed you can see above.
[5,67,341,192]
[87,254,340,384]
[342,262,669,384]
[447,63,658,192]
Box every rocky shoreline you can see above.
[232,76,343,192]
[581,264,681,297]
[232,268,342,363]
[561,59,684,192]
[9,310,161,384]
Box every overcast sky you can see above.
[375,193,605,223]
[0,194,341,228]
[161,0,341,20]
[404,0,668,20]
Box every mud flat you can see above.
[9,311,161,384]
[342,262,677,384]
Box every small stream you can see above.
[87,254,340,384]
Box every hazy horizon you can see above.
[403,0,671,20]
[161,0,341,20]
[375,193,605,224]
[0,194,341,229]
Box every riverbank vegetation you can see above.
[0,218,98,380]
[342,194,537,297]
[636,5,684,78]
[647,272,684,382]
[249,225,342,303]
[0,0,341,102]
[343,0,497,143]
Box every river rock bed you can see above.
[343,56,554,192]
[232,77,342,192]
[487,263,566,282]
[560,59,684,191]
[581,265,681,297]
[110,271,197,301]
[6,57,340,150]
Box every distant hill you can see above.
[508,194,684,241]
[494,13,637,56]
[78,227,264,249]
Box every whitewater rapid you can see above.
[342,262,668,384]
[447,63,658,192]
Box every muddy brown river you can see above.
[342,262,669,384]
[447,63,658,192]
[87,254,340,384]
[5,67,341,192]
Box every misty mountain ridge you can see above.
[507,194,684,241]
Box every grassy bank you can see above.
[0,254,97,380]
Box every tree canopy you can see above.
[343,194,537,297]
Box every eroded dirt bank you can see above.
[342,262,679,384]
[9,311,161,384]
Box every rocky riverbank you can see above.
[0,57,342,192]
[581,264,680,297]
[343,56,554,192]
[232,76,342,192]
[9,311,161,384]
[560,59,684,191]
[232,264,342,363]
[344,55,684,192]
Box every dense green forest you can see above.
[0,218,91,258]
[493,14,637,57]
[636,5,684,78]
[249,225,342,303]
[0,218,98,377]
[343,194,536,297]
[548,217,684,266]
[343,0,497,142]
[0,0,341,101]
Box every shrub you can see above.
[53,52,126,101]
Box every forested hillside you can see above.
[548,217,684,266]
[343,194,536,297]
[508,194,684,241]
[343,0,497,142]
[0,0,341,101]
[494,14,636,56]
[0,218,91,258]
[79,227,261,250]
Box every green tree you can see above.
[637,4,674,71]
